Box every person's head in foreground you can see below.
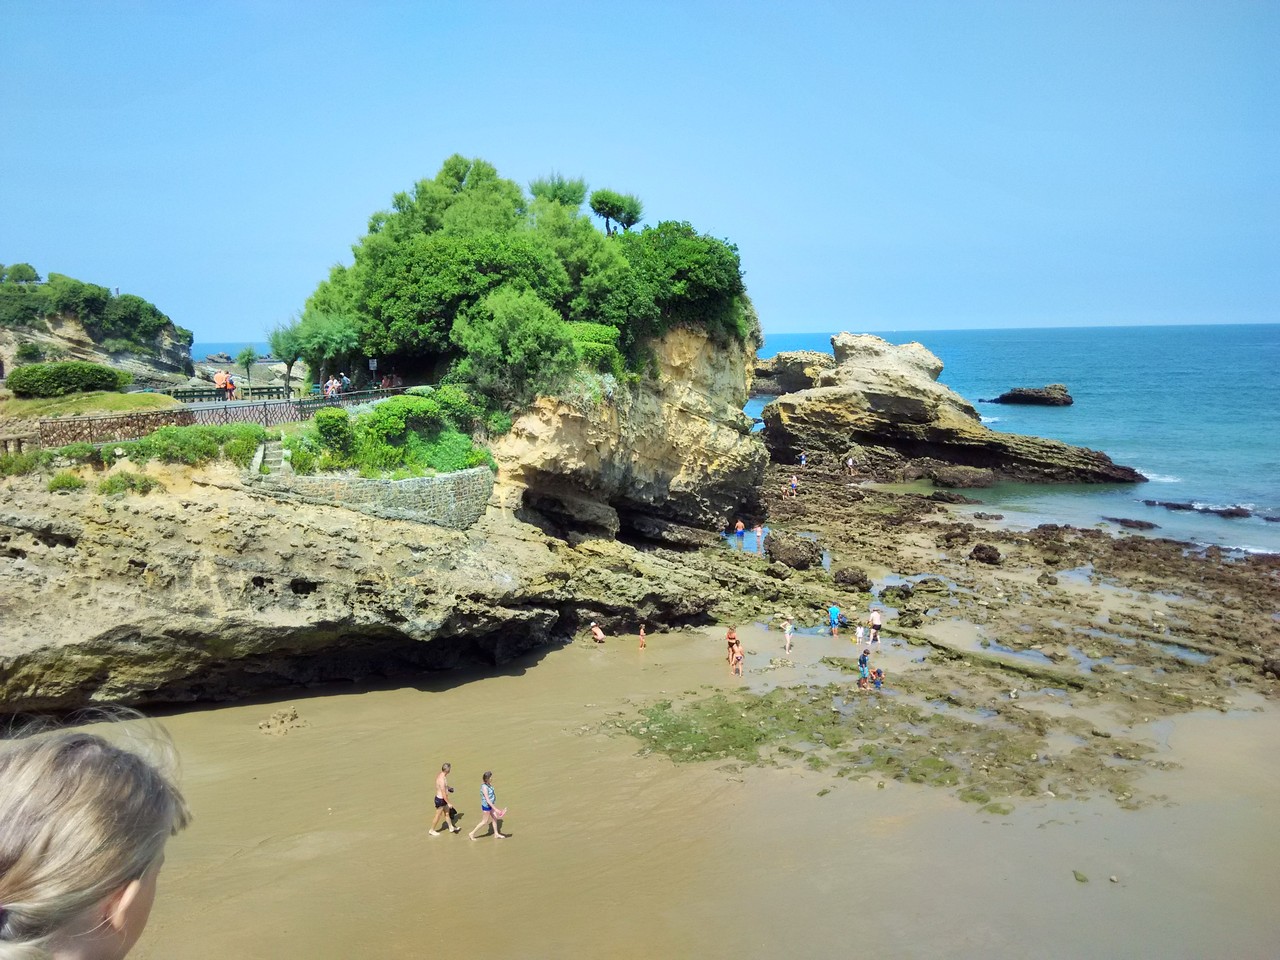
[0,725,190,960]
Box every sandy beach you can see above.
[129,620,1280,959]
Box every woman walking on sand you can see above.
[468,771,508,840]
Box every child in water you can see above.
[731,637,744,677]
[872,668,885,691]
[858,647,871,690]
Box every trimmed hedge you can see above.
[7,361,131,398]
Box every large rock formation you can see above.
[492,327,767,541]
[0,465,729,712]
[762,334,1144,484]
[0,313,192,388]
[751,351,835,397]
[0,326,773,713]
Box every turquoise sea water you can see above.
[752,325,1280,553]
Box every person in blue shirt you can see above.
[468,770,508,840]
[858,648,871,689]
[828,604,840,637]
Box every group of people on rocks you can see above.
[427,762,509,840]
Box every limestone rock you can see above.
[766,531,821,570]
[751,351,835,397]
[833,567,872,592]
[986,384,1074,406]
[493,327,766,538]
[762,334,1144,484]
[969,543,1002,565]
[0,312,192,390]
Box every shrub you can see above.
[485,410,513,436]
[145,426,221,466]
[0,450,50,476]
[98,471,164,496]
[314,407,354,454]
[47,470,86,492]
[566,321,621,346]
[283,433,319,475]
[55,442,101,465]
[431,384,481,429]
[14,342,44,364]
[7,361,131,398]
[577,341,626,378]
[223,435,260,469]
[359,395,444,443]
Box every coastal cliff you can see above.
[762,333,1145,485]
[0,312,192,387]
[0,327,774,712]
[492,327,766,540]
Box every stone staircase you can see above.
[259,438,287,475]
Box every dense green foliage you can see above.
[286,391,493,478]
[0,450,52,476]
[0,265,190,354]
[291,153,755,409]
[7,361,131,398]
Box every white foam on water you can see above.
[1140,471,1183,483]
[980,416,1001,424]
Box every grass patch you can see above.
[0,391,180,419]
[98,471,165,496]
[47,470,86,492]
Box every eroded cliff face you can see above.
[0,464,736,712]
[0,313,192,387]
[763,334,1145,485]
[492,327,767,541]
[0,327,774,712]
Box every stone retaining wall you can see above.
[248,466,495,530]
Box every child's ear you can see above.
[103,877,144,934]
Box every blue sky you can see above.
[3,1,1276,341]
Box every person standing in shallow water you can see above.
[0,724,190,959]
[783,617,794,655]
[733,519,745,549]
[428,762,459,835]
[468,771,508,840]
[638,624,647,650]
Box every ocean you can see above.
[191,340,273,361]
[751,324,1280,553]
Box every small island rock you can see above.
[986,383,1074,406]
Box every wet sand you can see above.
[131,625,1280,959]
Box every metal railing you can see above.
[37,388,405,447]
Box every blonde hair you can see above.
[0,724,190,958]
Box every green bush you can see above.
[314,407,354,454]
[566,321,621,346]
[431,384,481,429]
[0,450,50,476]
[485,410,513,436]
[6,361,131,398]
[360,395,444,444]
[283,433,319,475]
[15,342,44,364]
[98,471,164,496]
[55,442,101,465]
[223,436,260,469]
[577,341,626,378]
[47,470,86,493]
[145,426,221,465]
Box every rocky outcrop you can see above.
[0,464,737,713]
[492,327,766,539]
[985,383,1073,406]
[762,334,1145,485]
[751,351,835,397]
[0,313,192,389]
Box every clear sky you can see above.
[3,1,1276,341]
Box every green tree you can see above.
[451,287,578,405]
[617,194,644,232]
[360,230,568,361]
[588,189,627,236]
[529,172,587,208]
[5,263,40,284]
[617,221,746,343]
[295,311,361,387]
[268,321,304,397]
[236,346,259,384]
